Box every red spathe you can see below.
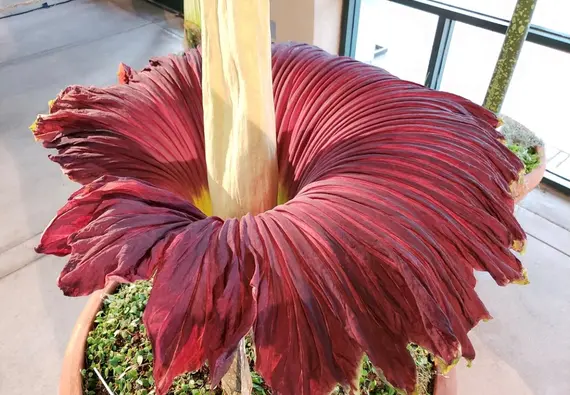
[35,43,526,395]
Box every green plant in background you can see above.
[83,281,434,395]
[508,144,540,174]
[500,115,543,174]
[485,0,543,174]
[484,0,537,113]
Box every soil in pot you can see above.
[82,281,436,395]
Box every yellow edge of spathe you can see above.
[435,354,461,376]
[277,184,288,206]
[512,239,526,253]
[193,188,213,217]
[512,267,530,285]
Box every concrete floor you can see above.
[457,186,570,395]
[0,1,569,394]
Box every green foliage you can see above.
[83,281,221,395]
[83,281,434,395]
[497,115,542,174]
[508,144,541,175]
[332,345,433,395]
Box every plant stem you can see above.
[183,0,201,48]
[220,339,252,395]
[200,0,276,392]
[483,0,537,113]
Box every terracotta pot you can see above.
[433,369,457,395]
[60,280,456,395]
[59,281,118,395]
[513,146,546,204]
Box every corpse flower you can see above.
[32,41,528,394]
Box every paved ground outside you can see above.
[0,1,569,394]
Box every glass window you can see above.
[355,0,438,84]
[531,0,570,35]
[501,42,570,155]
[439,0,517,19]
[439,23,504,104]
[443,0,570,35]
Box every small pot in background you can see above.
[513,145,546,204]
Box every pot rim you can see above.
[59,281,118,395]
